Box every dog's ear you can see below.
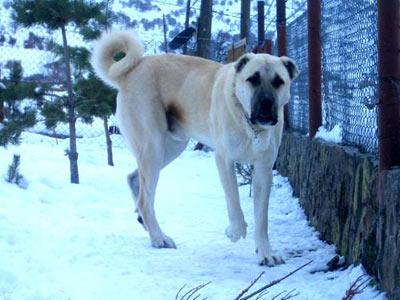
[235,55,250,73]
[280,56,299,80]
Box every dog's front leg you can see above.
[253,162,284,266]
[215,153,247,242]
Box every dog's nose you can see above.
[251,97,277,126]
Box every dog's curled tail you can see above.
[91,30,144,88]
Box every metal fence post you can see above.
[377,0,400,171]
[276,0,289,128]
[307,0,322,138]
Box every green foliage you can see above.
[12,0,105,30]
[75,73,116,123]
[0,61,43,146]
[41,99,67,128]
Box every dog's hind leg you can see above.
[134,136,176,248]
[128,137,188,230]
[215,153,247,243]
[127,170,145,227]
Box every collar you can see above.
[232,93,264,139]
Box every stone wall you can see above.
[275,130,400,299]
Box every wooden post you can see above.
[240,0,251,41]
[257,1,265,47]
[307,0,322,138]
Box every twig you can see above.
[255,289,269,300]
[234,272,265,300]
[176,284,187,300]
[280,289,299,300]
[237,260,313,300]
[271,290,286,300]
[342,275,370,300]
[176,282,211,300]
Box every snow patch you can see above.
[0,132,384,300]
[315,124,343,144]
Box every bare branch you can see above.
[234,272,265,300]
[237,260,313,300]
[176,282,211,300]
[280,289,299,300]
[341,275,370,300]
[176,284,187,300]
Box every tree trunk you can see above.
[103,117,114,166]
[61,25,79,184]
[195,0,212,58]
[240,0,251,41]
[183,0,191,54]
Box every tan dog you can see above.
[92,31,298,266]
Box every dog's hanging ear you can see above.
[280,56,299,80]
[235,55,250,73]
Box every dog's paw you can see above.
[258,254,285,267]
[151,234,177,249]
[225,221,247,242]
[256,247,285,267]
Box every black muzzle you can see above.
[250,97,278,126]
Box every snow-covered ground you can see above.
[0,133,385,300]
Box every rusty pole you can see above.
[307,0,322,138]
[378,0,400,171]
[276,0,289,128]
[264,39,273,54]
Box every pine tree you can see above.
[75,72,116,166]
[12,0,104,184]
[0,61,43,146]
[73,1,121,166]
[5,154,29,189]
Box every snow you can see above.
[0,132,384,300]
[315,124,343,144]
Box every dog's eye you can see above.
[271,75,284,88]
[246,72,261,86]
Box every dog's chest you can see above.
[223,128,280,163]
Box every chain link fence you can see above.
[286,0,378,153]
[287,11,309,134]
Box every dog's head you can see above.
[234,53,299,127]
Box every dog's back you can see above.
[92,30,222,146]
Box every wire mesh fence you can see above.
[321,0,378,153]
[286,0,378,153]
[287,10,309,134]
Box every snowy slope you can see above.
[0,133,385,300]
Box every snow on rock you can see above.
[0,133,384,300]
[315,124,343,144]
